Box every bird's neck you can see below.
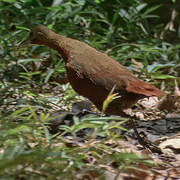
[42,33,70,62]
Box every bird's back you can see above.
[58,37,165,97]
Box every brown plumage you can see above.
[18,25,165,115]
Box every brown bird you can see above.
[18,25,165,116]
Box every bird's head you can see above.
[18,25,53,48]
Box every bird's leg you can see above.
[130,116,162,154]
[130,117,148,148]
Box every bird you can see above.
[18,25,165,116]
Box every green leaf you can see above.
[16,26,30,31]
[43,126,51,145]
[8,125,32,135]
[136,3,147,12]
[44,68,54,83]
[142,5,161,16]
[151,74,176,80]
[10,107,30,119]
[77,0,85,6]
[20,71,41,76]
[2,0,17,3]
[18,58,42,64]
[147,63,175,73]
[119,9,130,20]
[102,85,120,114]
[112,9,120,25]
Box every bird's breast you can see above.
[66,63,109,107]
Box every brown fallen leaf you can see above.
[157,79,180,112]
[131,58,144,72]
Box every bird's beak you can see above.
[17,39,31,49]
